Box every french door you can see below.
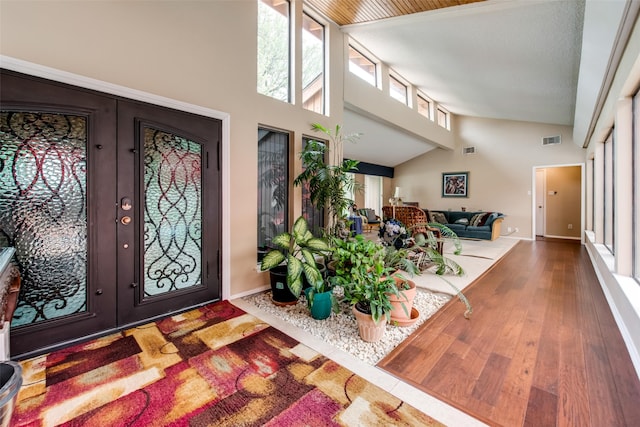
[0,70,221,357]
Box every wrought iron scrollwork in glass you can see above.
[143,127,202,296]
[0,112,88,327]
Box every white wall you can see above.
[394,116,584,239]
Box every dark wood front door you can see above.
[0,70,221,357]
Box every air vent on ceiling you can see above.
[462,146,476,155]
[542,135,561,146]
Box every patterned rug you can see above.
[13,301,442,426]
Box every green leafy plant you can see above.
[406,224,472,318]
[260,216,331,298]
[331,235,406,323]
[342,261,404,324]
[293,123,362,237]
[382,245,420,277]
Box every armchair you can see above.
[358,208,381,232]
[382,205,443,254]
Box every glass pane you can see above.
[0,112,87,327]
[257,0,290,102]
[301,137,324,236]
[143,127,202,296]
[437,107,449,129]
[302,13,324,114]
[258,128,288,262]
[390,75,407,104]
[348,45,376,86]
[417,95,431,119]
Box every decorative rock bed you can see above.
[243,288,451,365]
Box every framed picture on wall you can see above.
[442,172,469,197]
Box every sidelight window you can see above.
[257,128,289,262]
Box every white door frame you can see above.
[531,163,585,243]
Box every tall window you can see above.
[634,92,640,280]
[302,13,324,114]
[348,45,377,86]
[257,128,289,262]
[257,0,290,102]
[604,132,614,254]
[437,106,450,129]
[389,74,408,105]
[417,93,432,120]
[301,137,325,236]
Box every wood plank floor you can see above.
[378,239,640,427]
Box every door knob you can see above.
[121,216,132,225]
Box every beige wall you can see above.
[393,116,585,238]
[544,166,582,238]
[0,0,456,298]
[0,0,349,297]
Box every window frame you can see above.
[436,105,450,130]
[417,92,433,120]
[301,11,325,115]
[604,130,615,254]
[257,126,290,263]
[348,43,379,88]
[389,72,409,106]
[257,0,292,103]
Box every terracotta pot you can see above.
[352,304,386,342]
[388,277,416,320]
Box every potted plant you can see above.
[305,274,339,320]
[260,216,331,305]
[342,261,405,342]
[381,219,473,319]
[332,235,408,342]
[387,274,418,325]
[293,123,362,237]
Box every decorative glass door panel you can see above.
[117,100,220,326]
[0,112,88,326]
[1,70,221,356]
[143,127,202,296]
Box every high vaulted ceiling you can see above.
[305,0,484,25]
[306,0,587,167]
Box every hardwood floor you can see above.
[378,239,640,427]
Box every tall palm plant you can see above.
[294,123,362,237]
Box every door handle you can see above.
[121,216,132,225]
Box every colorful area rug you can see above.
[13,301,442,426]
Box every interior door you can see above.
[1,70,221,357]
[116,101,221,325]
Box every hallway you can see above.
[378,239,640,426]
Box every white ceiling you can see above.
[339,0,586,167]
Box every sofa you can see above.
[426,210,505,241]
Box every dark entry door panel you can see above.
[0,70,222,357]
[116,101,221,325]
[0,70,118,355]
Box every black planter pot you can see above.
[269,265,298,305]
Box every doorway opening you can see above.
[532,164,584,242]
